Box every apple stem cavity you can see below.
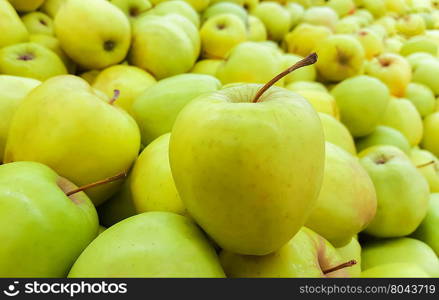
[416,160,435,168]
[65,172,127,197]
[252,52,318,103]
[322,259,357,275]
[109,89,120,105]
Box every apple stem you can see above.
[416,160,435,168]
[109,89,120,105]
[252,52,318,103]
[65,172,127,197]
[322,259,357,275]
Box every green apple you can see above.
[318,113,356,155]
[7,0,45,12]
[92,65,156,115]
[315,34,365,82]
[40,0,67,18]
[356,29,384,59]
[79,69,100,84]
[422,112,439,157]
[286,81,328,93]
[285,2,305,28]
[251,2,291,41]
[375,16,397,36]
[283,24,332,57]
[282,54,316,85]
[404,82,436,117]
[337,237,362,277]
[331,75,390,137]
[68,212,225,277]
[0,42,67,81]
[406,52,435,69]
[0,76,40,162]
[216,42,284,86]
[396,14,426,37]
[412,58,439,95]
[0,161,99,277]
[247,15,267,41]
[131,133,185,215]
[147,0,199,27]
[365,53,412,97]
[200,13,247,59]
[362,263,430,278]
[412,193,439,255]
[362,0,386,18]
[328,0,356,17]
[133,73,221,145]
[362,237,439,277]
[334,16,362,34]
[295,90,339,119]
[383,36,404,53]
[353,9,374,25]
[21,12,53,36]
[4,75,141,206]
[220,227,352,277]
[130,14,199,79]
[386,0,409,15]
[305,142,376,247]
[190,59,224,76]
[302,6,339,30]
[202,2,247,23]
[400,36,438,56]
[410,149,439,193]
[356,126,411,154]
[359,145,429,237]
[0,0,28,48]
[109,0,152,23]
[380,98,423,146]
[54,0,131,70]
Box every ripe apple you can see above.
[359,145,429,237]
[400,36,438,57]
[331,75,390,137]
[396,14,426,37]
[286,80,328,93]
[282,54,316,84]
[190,59,224,76]
[356,29,384,59]
[251,2,291,41]
[362,237,439,277]
[4,75,141,206]
[356,126,411,154]
[337,237,362,277]
[0,42,67,81]
[362,0,386,18]
[318,113,356,155]
[285,2,305,28]
[410,148,439,193]
[109,0,152,23]
[302,6,339,30]
[412,193,439,255]
[202,2,247,23]
[386,0,409,15]
[412,58,439,95]
[68,212,225,277]
[406,52,435,69]
[404,82,436,117]
[283,24,332,57]
[247,15,267,41]
[334,16,362,34]
[219,227,352,277]
[362,263,430,278]
[7,0,45,12]
[328,0,356,17]
[79,70,100,84]
[21,12,54,36]
[295,90,339,119]
[133,73,221,145]
[40,0,67,18]
[422,112,439,157]
[0,161,99,277]
[147,0,200,28]
[0,0,28,48]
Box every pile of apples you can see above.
[1,0,439,278]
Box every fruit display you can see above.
[1,0,439,278]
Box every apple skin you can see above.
[109,0,152,23]
[0,42,67,81]
[40,0,68,18]
[396,14,426,37]
[422,112,439,158]
[283,24,332,57]
[334,16,362,34]
[4,75,141,206]
[169,84,325,255]
[7,0,45,12]
[410,148,439,193]
[0,161,99,277]
[219,227,350,278]
[305,142,376,247]
[400,36,438,57]
[68,212,225,278]
[295,90,339,119]
[0,0,28,48]
[286,81,328,93]
[282,54,316,85]
[133,73,221,145]
[0,75,40,161]
[412,58,439,95]
[190,59,223,76]
[251,2,290,41]
[359,146,430,238]
[337,237,362,277]
[202,2,247,23]
[147,0,200,28]
[404,82,436,117]
[318,113,356,155]
[356,126,411,154]
[362,237,439,277]
[247,15,267,41]
[362,263,430,278]
[328,0,356,17]
[331,76,391,137]
[21,12,54,36]
[362,0,386,18]
[406,52,435,70]
[412,193,439,256]
[302,6,339,30]
[356,29,384,59]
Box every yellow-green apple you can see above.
[133,73,221,145]
[41,0,68,17]
[318,113,356,155]
[412,193,439,255]
[0,76,40,161]
[4,75,141,206]
[251,2,291,41]
[92,65,156,115]
[362,0,386,18]
[406,52,435,69]
[21,12,53,36]
[356,29,384,59]
[131,133,185,215]
[362,263,430,278]
[282,54,316,85]
[328,0,356,17]
[315,34,365,82]
[147,0,199,27]
[356,126,411,154]
[337,237,362,277]
[412,58,439,95]
[202,2,247,22]
[220,227,352,277]
[54,0,131,70]
[169,57,325,255]
[422,112,439,157]
[404,82,436,117]
[247,15,267,41]
[410,148,439,192]
[0,0,28,48]
[362,237,439,277]
[130,14,199,79]
[383,37,404,53]
[200,14,247,59]
[302,6,339,30]
[180,0,210,12]
[331,75,390,137]
[380,98,423,146]
[0,42,67,81]
[216,42,284,86]
[400,36,438,56]
[305,142,376,247]
[79,70,100,84]
[68,212,225,277]
[283,24,332,57]
[109,0,152,23]
[0,161,99,277]
[375,17,397,36]
[7,0,45,12]
[295,90,339,119]
[396,14,426,37]
[286,81,328,93]
[190,59,224,76]
[285,2,305,28]
[359,145,429,237]
[353,9,374,25]
[334,16,362,34]
[385,0,409,15]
